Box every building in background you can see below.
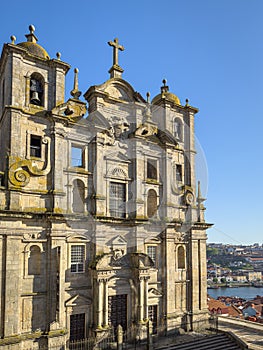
[0,26,211,348]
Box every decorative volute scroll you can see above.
[134,123,158,138]
[9,137,51,187]
[50,99,87,122]
[184,188,195,206]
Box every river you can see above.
[207,286,263,300]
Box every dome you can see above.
[16,25,50,60]
[152,79,181,106]
[152,91,180,105]
[17,41,50,60]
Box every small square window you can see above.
[71,245,85,273]
[147,160,157,180]
[71,146,84,168]
[30,135,42,158]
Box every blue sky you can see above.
[1,0,263,244]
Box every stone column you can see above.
[200,239,208,310]
[144,277,149,321]
[25,73,30,106]
[97,279,103,328]
[139,277,144,322]
[103,279,109,327]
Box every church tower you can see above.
[0,26,211,349]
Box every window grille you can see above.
[71,245,85,273]
[109,182,126,218]
[147,245,157,266]
[70,313,85,340]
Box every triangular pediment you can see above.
[87,110,111,129]
[105,151,130,163]
[65,294,92,307]
[110,235,127,246]
[148,288,162,298]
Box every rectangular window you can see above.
[176,164,182,182]
[71,146,84,168]
[148,305,157,334]
[147,245,157,266]
[30,135,41,158]
[71,245,85,273]
[109,182,126,218]
[147,160,157,180]
[70,313,85,341]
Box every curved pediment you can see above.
[84,78,146,103]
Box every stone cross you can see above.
[108,38,124,66]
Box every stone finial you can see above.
[25,24,38,43]
[161,79,169,93]
[70,68,81,99]
[197,181,206,203]
[145,92,152,119]
[108,37,125,78]
[10,35,16,44]
[146,91,151,104]
[56,52,61,60]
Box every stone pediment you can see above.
[105,85,131,102]
[105,151,130,163]
[148,288,162,298]
[88,110,111,129]
[109,235,127,246]
[66,234,89,242]
[84,78,146,103]
[144,237,161,244]
[65,294,92,307]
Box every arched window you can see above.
[174,118,182,140]
[147,189,157,218]
[30,73,44,106]
[28,245,41,275]
[72,179,85,213]
[177,246,185,269]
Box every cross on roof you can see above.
[108,38,124,67]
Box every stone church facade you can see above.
[0,26,211,348]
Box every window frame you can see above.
[30,134,42,158]
[71,145,85,168]
[147,245,157,267]
[147,159,158,181]
[109,181,127,218]
[176,164,182,182]
[177,245,186,269]
[70,244,85,273]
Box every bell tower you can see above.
[0,25,70,210]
